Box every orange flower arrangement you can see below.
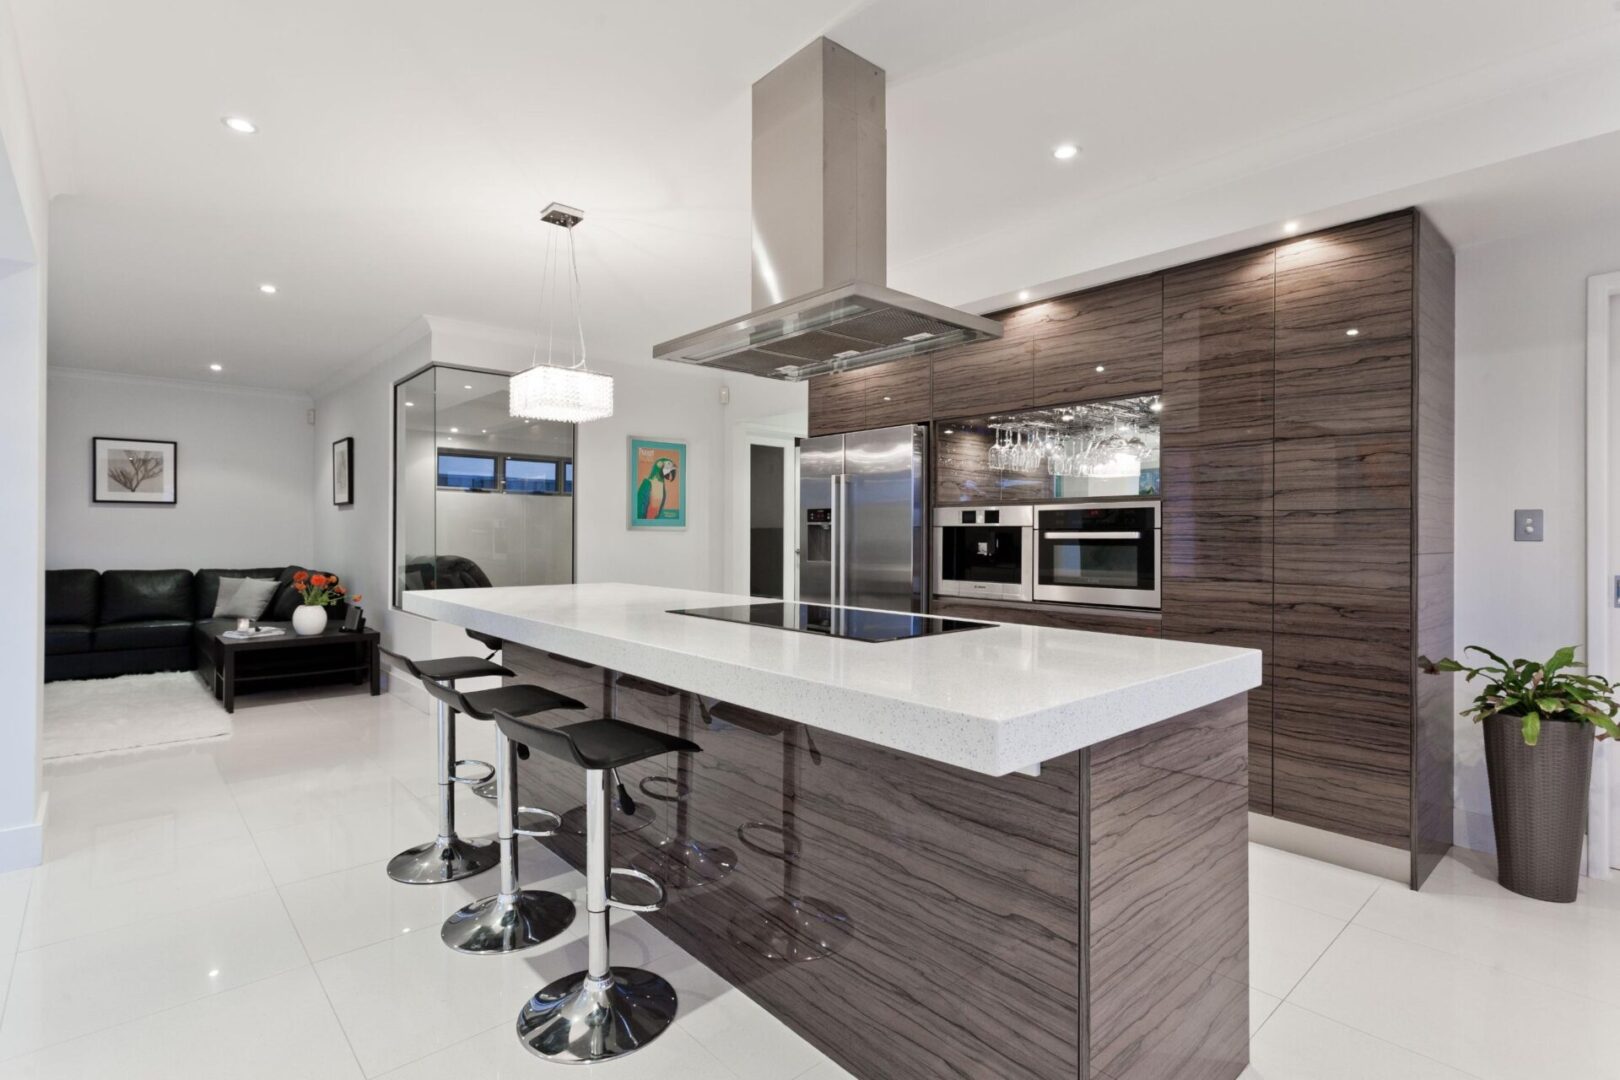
[292,571,359,608]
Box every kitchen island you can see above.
[402,583,1261,1080]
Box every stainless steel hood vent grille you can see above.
[657,281,997,381]
[652,38,1002,380]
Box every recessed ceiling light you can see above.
[259,283,277,295]
[882,396,892,402]
[449,427,459,433]
[221,116,257,135]
[943,428,954,435]
[463,384,472,390]
[1283,221,1301,235]
[209,363,222,372]
[1150,400,1164,413]
[481,429,487,434]
[1345,328,1360,337]
[1018,290,1031,302]
[405,401,415,407]
[207,969,220,978]
[1095,364,1106,372]
[1052,143,1079,161]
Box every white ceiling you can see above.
[14,0,1620,391]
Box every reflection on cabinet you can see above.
[807,357,933,436]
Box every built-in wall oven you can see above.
[1033,501,1161,609]
[934,505,1033,602]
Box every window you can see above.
[437,452,497,490]
[505,458,559,493]
[435,451,573,494]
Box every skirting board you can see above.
[0,791,47,873]
[1250,811,1409,885]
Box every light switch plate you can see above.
[1515,508,1543,542]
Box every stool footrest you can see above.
[607,866,667,913]
[514,806,563,839]
[451,759,496,786]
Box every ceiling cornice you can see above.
[48,364,314,402]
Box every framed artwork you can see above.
[333,437,354,505]
[92,437,177,505]
[628,437,686,529]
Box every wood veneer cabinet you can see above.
[808,208,1454,887]
[805,356,932,436]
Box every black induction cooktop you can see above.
[670,602,991,643]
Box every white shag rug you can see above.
[44,671,230,761]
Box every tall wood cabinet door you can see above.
[1274,214,1413,440]
[864,356,932,427]
[807,370,867,436]
[1160,249,1277,813]
[1271,213,1416,848]
[930,312,1033,418]
[1028,276,1164,407]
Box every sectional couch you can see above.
[45,566,346,681]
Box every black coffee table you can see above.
[194,618,381,713]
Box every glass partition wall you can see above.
[393,364,576,607]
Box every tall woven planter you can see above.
[1483,713,1594,902]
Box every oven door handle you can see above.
[1041,530,1142,541]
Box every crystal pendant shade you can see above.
[509,365,614,423]
[510,202,615,423]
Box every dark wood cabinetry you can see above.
[807,209,1454,887]
[807,357,933,435]
[933,597,1161,638]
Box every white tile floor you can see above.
[2,682,1617,1079]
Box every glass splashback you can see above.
[393,364,576,607]
[935,394,1161,504]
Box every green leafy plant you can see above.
[1421,645,1620,746]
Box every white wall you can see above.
[45,370,315,570]
[0,0,49,870]
[1453,213,1620,851]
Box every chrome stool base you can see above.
[516,968,678,1064]
[441,890,575,954]
[386,835,499,885]
[628,839,737,889]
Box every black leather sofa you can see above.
[45,566,346,682]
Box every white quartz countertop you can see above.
[401,583,1261,777]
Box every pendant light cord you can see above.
[566,223,587,371]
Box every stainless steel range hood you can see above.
[653,38,1001,381]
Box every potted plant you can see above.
[1424,646,1618,902]
[290,571,357,636]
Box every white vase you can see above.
[292,605,328,636]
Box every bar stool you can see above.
[418,678,586,953]
[380,645,511,884]
[495,709,699,1063]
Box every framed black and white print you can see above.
[333,437,354,505]
[92,437,177,505]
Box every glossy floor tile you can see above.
[9,675,1620,1078]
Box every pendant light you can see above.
[509,203,615,423]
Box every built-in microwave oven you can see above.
[934,505,1033,602]
[1033,501,1161,609]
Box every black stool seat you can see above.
[466,628,505,654]
[497,715,699,771]
[380,644,515,683]
[414,656,514,681]
[442,682,586,722]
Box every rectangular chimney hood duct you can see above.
[653,38,1001,381]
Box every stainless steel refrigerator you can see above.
[798,424,928,614]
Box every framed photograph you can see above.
[92,437,177,505]
[332,437,354,505]
[628,437,686,529]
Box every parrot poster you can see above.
[628,438,686,528]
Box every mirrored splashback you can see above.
[936,394,1161,504]
[393,364,576,607]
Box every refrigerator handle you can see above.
[832,473,846,607]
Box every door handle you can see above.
[1042,531,1142,540]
